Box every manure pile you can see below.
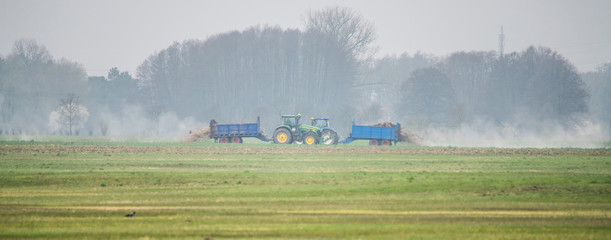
[184,127,210,142]
[184,120,218,142]
[372,122,423,145]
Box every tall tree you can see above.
[4,39,53,127]
[304,6,376,118]
[9,39,52,68]
[305,6,376,60]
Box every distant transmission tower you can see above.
[498,26,505,58]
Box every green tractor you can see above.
[273,114,322,145]
[311,117,339,145]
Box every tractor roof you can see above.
[281,114,301,118]
[311,117,329,120]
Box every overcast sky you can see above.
[1,0,610,76]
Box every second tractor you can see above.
[311,117,339,145]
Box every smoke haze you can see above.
[421,119,609,148]
[0,2,609,148]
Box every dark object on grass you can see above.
[125,211,136,217]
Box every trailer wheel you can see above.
[380,139,391,146]
[303,132,318,145]
[231,137,242,144]
[219,137,229,143]
[369,139,379,146]
[273,128,292,144]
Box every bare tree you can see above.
[305,6,377,60]
[52,93,89,135]
[10,38,52,67]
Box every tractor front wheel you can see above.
[303,132,318,145]
[273,128,292,144]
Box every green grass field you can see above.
[1,137,610,239]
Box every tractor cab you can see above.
[282,114,300,128]
[311,117,329,128]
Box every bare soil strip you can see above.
[1,145,609,155]
[30,206,611,217]
[280,209,610,217]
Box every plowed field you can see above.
[2,144,609,155]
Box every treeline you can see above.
[394,47,590,131]
[0,39,88,135]
[136,26,356,126]
[0,7,609,138]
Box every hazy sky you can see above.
[1,0,610,76]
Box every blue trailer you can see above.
[211,117,269,143]
[339,121,400,146]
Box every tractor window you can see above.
[284,117,296,126]
[313,120,327,128]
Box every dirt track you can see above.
[1,145,609,155]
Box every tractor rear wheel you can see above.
[303,132,318,145]
[273,128,292,144]
[321,129,339,145]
